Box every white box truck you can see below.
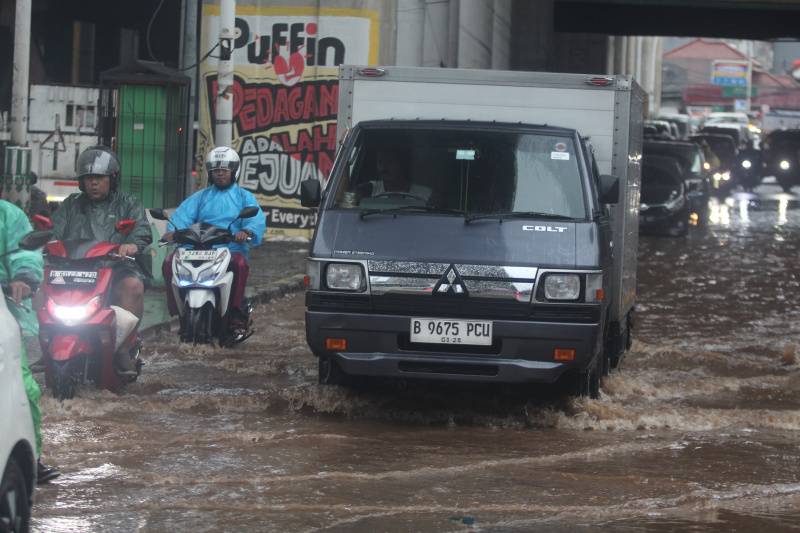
[301,65,644,398]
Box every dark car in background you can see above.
[643,140,710,222]
[639,154,691,237]
[689,133,739,196]
[762,129,800,192]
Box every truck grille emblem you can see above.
[434,265,468,296]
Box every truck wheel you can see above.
[0,457,31,533]
[318,357,347,386]
[579,358,601,400]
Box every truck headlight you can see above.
[543,274,580,300]
[325,263,364,291]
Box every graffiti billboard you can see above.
[199,5,380,239]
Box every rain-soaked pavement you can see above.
[27,184,800,532]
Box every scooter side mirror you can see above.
[116,219,137,234]
[18,229,55,251]
[149,208,170,221]
[34,214,53,230]
[238,206,261,219]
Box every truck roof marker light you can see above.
[585,76,614,86]
[326,338,346,350]
[554,349,575,361]
[358,68,386,77]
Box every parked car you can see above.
[656,113,691,140]
[639,154,691,237]
[700,123,747,148]
[643,140,711,221]
[689,133,739,196]
[645,120,677,140]
[0,295,37,531]
[762,129,800,192]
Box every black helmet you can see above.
[76,145,121,192]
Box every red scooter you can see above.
[23,216,143,400]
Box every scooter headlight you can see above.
[46,295,102,326]
[741,159,752,169]
[196,249,228,286]
[176,263,193,287]
[780,160,791,170]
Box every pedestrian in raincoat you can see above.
[161,146,266,339]
[43,146,153,376]
[0,199,61,483]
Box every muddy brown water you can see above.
[28,189,800,532]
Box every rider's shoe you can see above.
[37,460,61,484]
[29,356,46,373]
[129,335,143,358]
[114,351,138,377]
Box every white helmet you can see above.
[205,147,240,188]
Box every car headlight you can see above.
[543,274,580,300]
[325,263,363,291]
[781,160,791,170]
[47,295,102,326]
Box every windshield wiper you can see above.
[359,205,467,219]
[465,212,579,224]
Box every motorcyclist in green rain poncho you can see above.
[0,198,60,483]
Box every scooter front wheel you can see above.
[51,359,83,400]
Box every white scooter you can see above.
[149,207,260,346]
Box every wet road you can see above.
[28,185,800,532]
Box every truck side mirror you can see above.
[301,179,321,208]
[598,174,620,204]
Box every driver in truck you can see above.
[346,148,433,205]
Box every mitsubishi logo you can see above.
[433,265,469,296]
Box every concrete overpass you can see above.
[554,0,800,40]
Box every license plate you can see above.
[48,270,98,285]
[410,318,493,345]
[182,249,217,260]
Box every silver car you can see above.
[0,295,36,531]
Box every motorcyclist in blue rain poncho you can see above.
[161,147,266,339]
[0,199,60,483]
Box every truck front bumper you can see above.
[305,310,601,384]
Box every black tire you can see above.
[0,457,31,533]
[188,307,201,345]
[318,357,347,386]
[51,359,79,400]
[575,357,601,400]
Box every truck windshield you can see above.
[332,127,588,219]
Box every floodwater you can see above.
[29,186,800,532]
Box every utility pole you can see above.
[214,0,235,148]
[3,0,33,213]
[180,0,199,197]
